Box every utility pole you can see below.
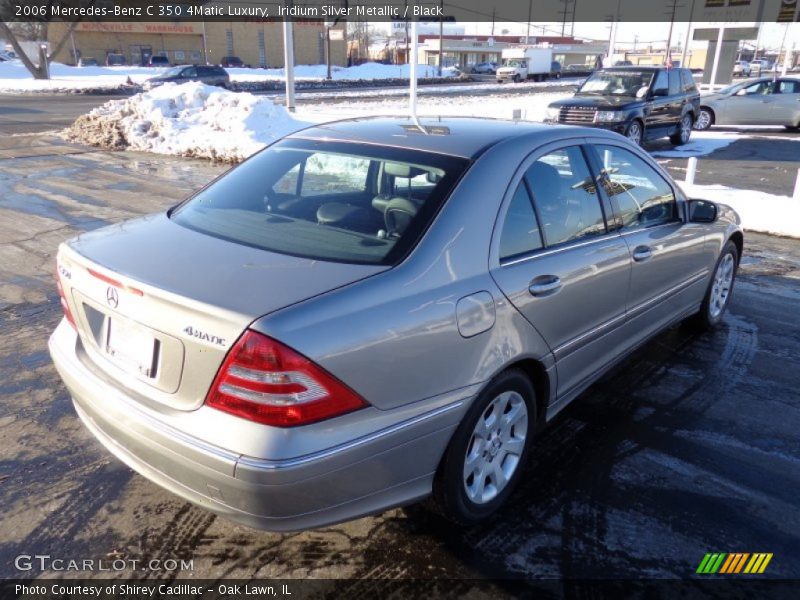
[664,0,681,65]
[526,0,532,44]
[438,0,443,76]
[680,0,697,68]
[491,8,496,37]
[324,22,332,79]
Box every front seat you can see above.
[372,161,427,213]
[384,197,417,238]
[527,161,578,245]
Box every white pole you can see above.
[283,19,296,112]
[709,25,725,90]
[608,20,618,66]
[685,157,698,185]
[410,20,418,119]
[793,168,800,202]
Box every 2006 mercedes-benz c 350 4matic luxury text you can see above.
[49,118,743,531]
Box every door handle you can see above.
[632,245,653,262]
[529,276,562,297]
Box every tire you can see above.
[513,74,521,83]
[670,113,694,145]
[430,369,536,525]
[625,120,644,146]
[690,241,739,330]
[694,107,714,131]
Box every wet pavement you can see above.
[1,135,799,586]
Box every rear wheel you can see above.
[625,120,644,146]
[690,241,738,330]
[670,113,694,145]
[430,369,536,525]
[694,107,714,131]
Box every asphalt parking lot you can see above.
[1,129,799,586]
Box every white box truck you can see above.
[496,47,554,83]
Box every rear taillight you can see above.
[55,265,77,330]
[206,330,368,427]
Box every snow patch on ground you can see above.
[0,60,459,93]
[680,182,800,239]
[649,132,741,158]
[64,82,308,162]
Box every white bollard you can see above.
[512,108,522,120]
[794,168,800,201]
[685,156,698,186]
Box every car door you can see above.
[666,69,685,127]
[722,79,775,124]
[587,141,711,343]
[489,142,631,400]
[181,66,198,81]
[772,79,800,126]
[646,70,672,133]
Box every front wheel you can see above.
[512,74,521,83]
[690,241,739,330]
[430,369,536,525]
[670,113,693,145]
[625,120,644,146]
[694,107,714,131]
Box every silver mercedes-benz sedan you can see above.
[49,117,743,531]
[694,76,800,131]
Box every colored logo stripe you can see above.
[697,552,773,574]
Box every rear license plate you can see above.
[106,318,156,377]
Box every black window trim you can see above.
[584,141,683,232]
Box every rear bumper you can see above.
[48,319,466,531]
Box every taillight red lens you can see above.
[206,330,368,427]
[55,266,77,330]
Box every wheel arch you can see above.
[728,230,744,265]
[700,105,716,124]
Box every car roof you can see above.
[288,117,613,159]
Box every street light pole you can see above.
[283,19,296,111]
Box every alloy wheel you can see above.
[680,115,693,143]
[463,391,528,505]
[709,253,735,319]
[626,122,643,145]
[695,109,712,130]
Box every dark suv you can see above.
[544,67,700,146]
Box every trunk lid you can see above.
[59,213,386,410]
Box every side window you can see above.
[668,70,680,95]
[182,67,197,77]
[652,70,668,95]
[596,145,677,230]
[272,163,301,195]
[778,80,800,94]
[742,81,773,95]
[526,147,606,247]
[302,153,370,196]
[681,69,697,92]
[499,183,543,260]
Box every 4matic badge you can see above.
[183,326,226,347]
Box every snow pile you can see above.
[64,82,308,162]
[0,60,165,93]
[681,183,800,239]
[226,62,460,82]
[650,132,741,158]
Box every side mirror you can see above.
[688,199,718,223]
[636,86,649,99]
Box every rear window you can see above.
[171,139,469,265]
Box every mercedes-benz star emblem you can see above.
[106,286,119,308]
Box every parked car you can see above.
[220,56,246,68]
[694,77,800,131]
[749,59,774,76]
[0,50,17,62]
[142,65,230,90]
[77,57,98,67]
[563,63,594,76]
[544,66,700,146]
[105,53,126,66]
[144,55,170,67]
[732,60,751,77]
[50,117,742,531]
[470,62,497,74]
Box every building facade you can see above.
[47,21,346,67]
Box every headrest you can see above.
[384,161,426,179]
